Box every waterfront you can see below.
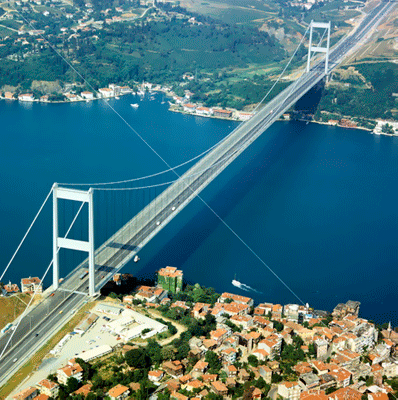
[1,94,398,324]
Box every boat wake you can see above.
[232,279,262,294]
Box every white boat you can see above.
[115,96,120,100]
[130,103,139,108]
[134,255,140,262]
[138,90,145,96]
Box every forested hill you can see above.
[0,4,286,90]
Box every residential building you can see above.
[163,360,184,377]
[108,384,130,400]
[36,379,59,397]
[135,286,167,302]
[157,266,183,293]
[57,363,83,385]
[183,104,196,113]
[315,339,328,360]
[13,387,39,400]
[210,328,230,345]
[196,107,212,116]
[213,109,232,118]
[218,292,254,307]
[81,91,94,100]
[99,87,113,98]
[2,281,20,295]
[230,314,254,329]
[259,365,272,383]
[18,94,34,102]
[278,381,301,400]
[148,370,165,382]
[211,381,228,396]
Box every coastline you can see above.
[2,91,397,137]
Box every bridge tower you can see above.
[306,20,331,75]
[52,184,95,297]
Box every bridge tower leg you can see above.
[52,184,96,296]
[306,20,331,75]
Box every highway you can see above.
[0,1,394,388]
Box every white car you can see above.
[172,206,176,211]
[156,221,160,226]
[13,358,18,363]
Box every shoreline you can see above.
[2,93,397,136]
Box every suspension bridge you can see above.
[0,0,394,387]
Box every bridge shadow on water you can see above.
[294,79,325,116]
[133,120,311,284]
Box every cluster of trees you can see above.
[316,63,398,121]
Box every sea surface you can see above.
[1,94,397,324]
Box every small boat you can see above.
[131,103,139,108]
[115,96,120,100]
[134,255,140,263]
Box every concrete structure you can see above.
[74,313,98,335]
[76,344,113,362]
[53,185,95,296]
[306,20,331,75]
[13,387,39,400]
[157,266,183,293]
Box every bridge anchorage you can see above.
[52,184,96,297]
[306,20,331,75]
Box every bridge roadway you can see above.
[0,1,394,388]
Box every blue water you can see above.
[1,95,397,324]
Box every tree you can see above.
[146,339,163,365]
[125,347,151,369]
[205,351,222,373]
[66,377,80,393]
[248,355,258,367]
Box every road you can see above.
[0,0,395,388]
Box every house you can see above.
[219,292,254,306]
[123,295,134,304]
[259,365,272,383]
[278,381,301,400]
[253,387,262,399]
[2,281,20,295]
[57,363,83,385]
[81,91,94,100]
[148,370,165,382]
[36,379,59,397]
[238,112,254,121]
[193,360,208,374]
[328,366,351,388]
[226,364,238,377]
[258,336,282,360]
[230,314,254,329]
[73,384,93,397]
[213,109,232,118]
[221,347,238,363]
[211,381,228,396]
[135,286,167,303]
[252,346,269,360]
[163,360,184,377]
[192,302,211,319]
[196,107,212,116]
[18,94,34,102]
[299,373,320,391]
[107,384,130,400]
[329,387,362,400]
[183,103,196,113]
[99,88,113,98]
[212,302,250,316]
[4,92,14,99]
[300,390,328,400]
[13,387,39,400]
[210,328,230,345]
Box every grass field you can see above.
[0,294,31,331]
